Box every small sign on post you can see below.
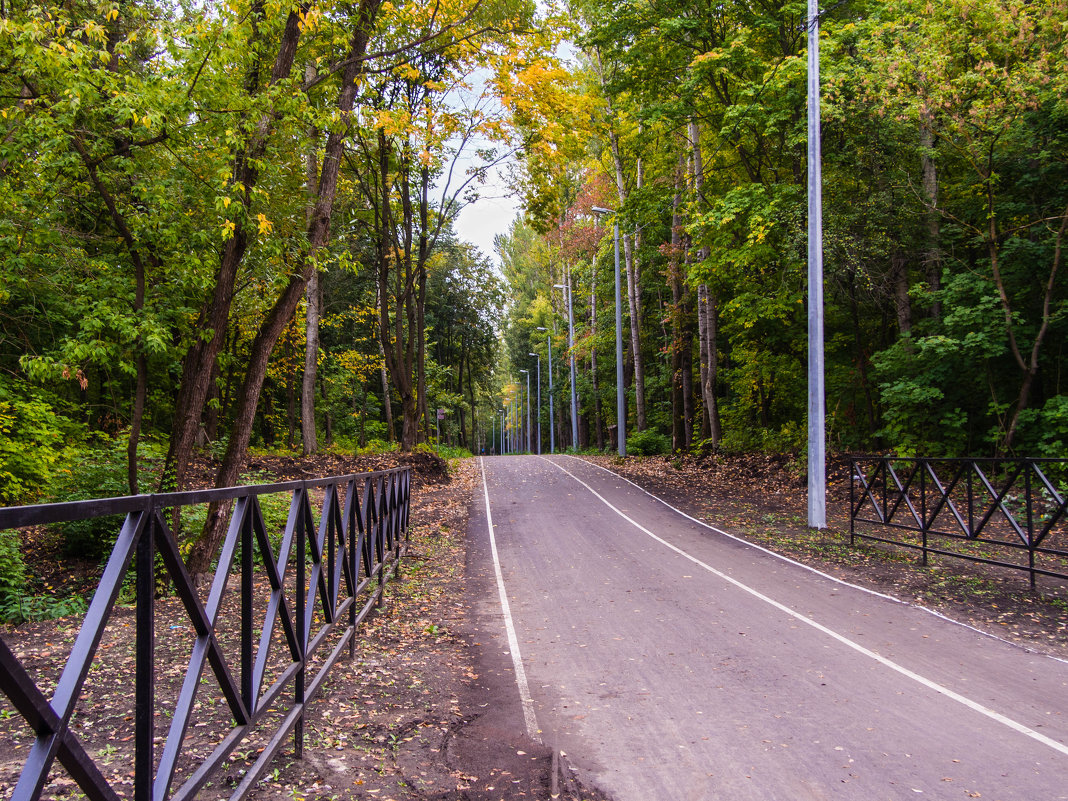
[437,408,445,420]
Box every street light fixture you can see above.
[806,0,826,528]
[519,369,530,453]
[553,282,579,450]
[536,327,555,453]
[591,206,626,457]
[529,352,541,454]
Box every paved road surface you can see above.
[466,455,1068,801]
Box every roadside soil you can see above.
[1,450,1065,801]
[0,452,604,801]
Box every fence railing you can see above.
[0,466,411,801]
[849,456,1068,587]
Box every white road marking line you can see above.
[542,456,1068,759]
[572,454,1068,664]
[480,457,540,741]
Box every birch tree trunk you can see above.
[920,109,942,321]
[301,63,320,455]
[690,122,721,445]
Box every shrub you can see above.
[0,391,69,505]
[0,528,27,615]
[435,444,473,460]
[0,528,87,624]
[49,438,150,559]
[357,439,398,455]
[626,429,672,456]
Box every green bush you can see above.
[0,528,27,614]
[49,438,154,559]
[0,528,87,624]
[626,429,672,456]
[435,444,473,460]
[357,439,398,455]
[0,391,69,505]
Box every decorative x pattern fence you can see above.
[0,466,411,801]
[849,457,1068,587]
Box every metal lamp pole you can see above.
[529,353,541,454]
[537,327,554,453]
[592,206,626,456]
[520,369,530,452]
[807,0,826,529]
[554,282,579,450]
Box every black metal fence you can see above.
[849,456,1068,587]
[0,466,411,801]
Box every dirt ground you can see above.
[1,451,1065,801]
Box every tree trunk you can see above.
[603,92,647,431]
[415,164,430,445]
[669,152,686,451]
[689,122,720,446]
[890,251,912,337]
[920,111,942,321]
[301,76,320,456]
[1001,206,1067,452]
[376,130,418,451]
[204,351,222,444]
[285,342,296,450]
[301,268,320,454]
[377,286,395,441]
[70,133,154,493]
[698,285,722,446]
[187,0,381,575]
[590,277,603,451]
[161,6,309,494]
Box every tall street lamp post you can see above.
[537,327,554,453]
[554,282,579,450]
[529,352,541,454]
[519,369,530,452]
[807,0,826,528]
[591,206,626,456]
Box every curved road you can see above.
[466,455,1068,801]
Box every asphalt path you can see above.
[467,454,1068,801]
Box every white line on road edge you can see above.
[573,455,1068,666]
[542,457,1068,759]
[479,457,540,741]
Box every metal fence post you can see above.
[348,480,358,660]
[849,458,856,546]
[296,489,306,760]
[919,460,928,567]
[135,505,156,801]
[1026,462,1036,590]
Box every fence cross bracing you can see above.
[849,456,1068,587]
[0,466,411,801]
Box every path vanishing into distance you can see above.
[464,455,1068,801]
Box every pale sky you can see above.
[452,175,522,267]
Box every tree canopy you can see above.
[1,0,1065,529]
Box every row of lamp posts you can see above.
[495,207,626,457]
[492,36,826,527]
